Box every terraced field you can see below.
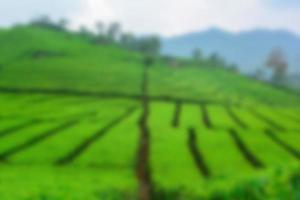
[0,88,299,199]
[0,26,300,199]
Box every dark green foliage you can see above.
[192,48,202,64]
[266,48,288,86]
[29,15,67,32]
[152,167,300,200]
[120,33,137,50]
[106,22,121,43]
[210,53,226,67]
[137,36,161,57]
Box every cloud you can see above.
[69,0,300,36]
[267,0,300,8]
[69,0,116,29]
[0,0,79,26]
[0,0,299,36]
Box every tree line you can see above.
[192,47,290,86]
[27,16,290,87]
[29,16,161,58]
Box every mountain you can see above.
[162,28,300,74]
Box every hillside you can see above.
[162,28,300,74]
[0,26,300,200]
[0,26,299,106]
[0,26,143,95]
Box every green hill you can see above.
[0,26,299,200]
[0,26,143,95]
[0,26,299,105]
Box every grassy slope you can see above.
[0,26,299,106]
[0,26,143,95]
[149,65,300,105]
[0,26,299,199]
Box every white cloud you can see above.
[0,0,78,26]
[66,0,300,36]
[0,0,299,36]
[69,0,116,30]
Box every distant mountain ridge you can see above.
[162,28,300,74]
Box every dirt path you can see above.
[0,86,240,107]
[0,120,79,162]
[172,101,182,128]
[226,106,248,130]
[188,128,211,178]
[136,63,153,200]
[0,120,39,139]
[56,107,137,165]
[229,129,265,169]
[265,129,300,160]
[200,104,213,129]
[250,109,286,131]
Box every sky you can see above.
[0,0,300,37]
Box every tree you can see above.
[106,22,121,42]
[228,64,239,73]
[30,15,52,28]
[79,25,94,40]
[95,21,105,35]
[253,68,264,80]
[30,16,68,32]
[136,36,161,67]
[162,55,179,68]
[58,18,68,30]
[120,33,136,50]
[192,48,202,63]
[93,21,108,44]
[137,36,161,57]
[266,48,288,85]
[209,52,224,67]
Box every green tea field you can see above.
[0,26,299,200]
